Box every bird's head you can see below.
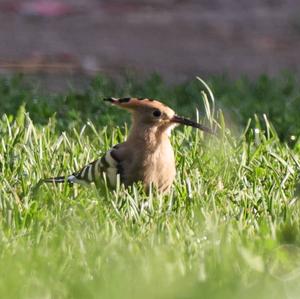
[104,97,214,135]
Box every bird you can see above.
[43,97,214,193]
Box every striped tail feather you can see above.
[43,175,74,184]
[43,174,90,186]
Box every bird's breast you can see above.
[113,139,176,192]
[138,142,176,192]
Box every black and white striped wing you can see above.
[69,149,120,186]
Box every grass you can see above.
[0,74,300,299]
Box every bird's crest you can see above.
[104,97,175,116]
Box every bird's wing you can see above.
[43,145,122,187]
[71,146,122,186]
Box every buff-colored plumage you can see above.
[44,97,213,193]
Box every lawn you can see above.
[0,74,300,299]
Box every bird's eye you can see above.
[152,110,161,117]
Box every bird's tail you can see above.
[30,175,73,195]
[43,176,71,184]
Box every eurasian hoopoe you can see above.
[43,97,214,193]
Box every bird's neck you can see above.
[127,124,170,152]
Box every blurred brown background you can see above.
[0,0,300,90]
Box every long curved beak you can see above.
[171,115,215,135]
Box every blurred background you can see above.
[0,0,300,91]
